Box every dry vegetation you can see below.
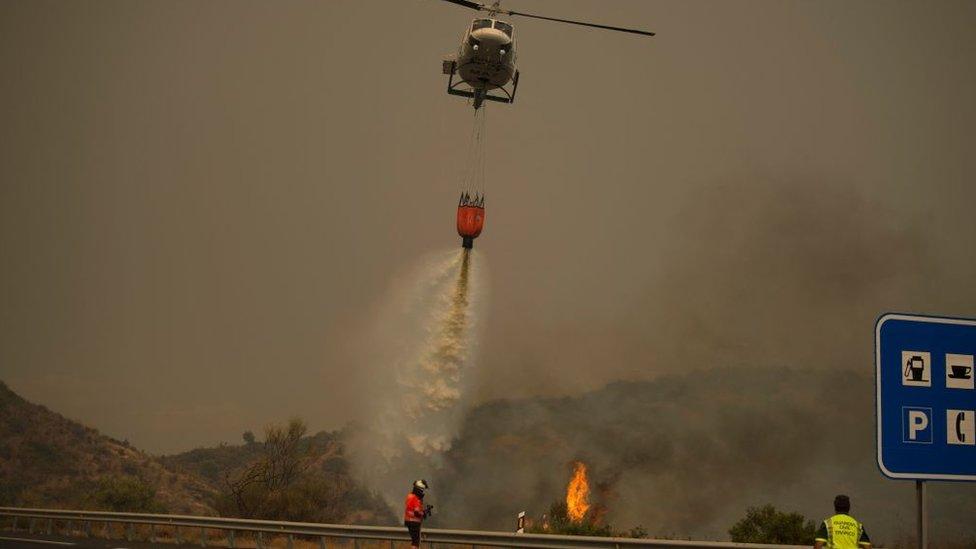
[0,380,215,514]
[0,380,392,525]
[205,418,393,524]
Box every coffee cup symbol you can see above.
[905,355,927,382]
[949,364,973,379]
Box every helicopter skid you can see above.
[446,61,519,107]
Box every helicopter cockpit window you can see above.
[493,21,513,38]
[472,19,492,31]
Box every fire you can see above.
[565,461,590,522]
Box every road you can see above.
[0,533,193,549]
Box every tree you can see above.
[217,419,394,525]
[93,476,165,513]
[242,431,256,445]
[728,504,816,544]
[220,418,313,519]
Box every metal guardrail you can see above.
[0,507,807,549]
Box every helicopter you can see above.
[439,0,654,109]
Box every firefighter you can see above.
[814,495,871,548]
[404,479,431,549]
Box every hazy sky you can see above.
[2,0,975,453]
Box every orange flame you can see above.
[565,461,590,522]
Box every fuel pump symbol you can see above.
[904,355,927,382]
[901,351,931,387]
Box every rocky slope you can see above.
[0,380,215,514]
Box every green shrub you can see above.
[0,482,20,506]
[728,504,815,544]
[26,440,67,473]
[93,476,166,513]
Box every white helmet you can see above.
[413,479,429,493]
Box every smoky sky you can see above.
[2,0,976,454]
[427,368,975,542]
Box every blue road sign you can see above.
[876,313,976,481]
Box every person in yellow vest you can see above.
[814,495,871,548]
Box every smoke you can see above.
[364,175,974,543]
[432,368,975,544]
[349,248,485,506]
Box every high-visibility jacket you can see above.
[404,493,424,523]
[815,513,870,548]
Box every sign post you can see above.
[915,480,926,549]
[876,313,976,549]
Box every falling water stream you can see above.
[350,248,484,506]
[397,249,476,454]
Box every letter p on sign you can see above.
[909,411,928,438]
[903,407,933,443]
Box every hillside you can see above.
[0,381,394,525]
[0,380,215,514]
[365,368,976,546]
[159,439,265,486]
[161,429,395,525]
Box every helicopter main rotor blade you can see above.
[505,10,655,37]
[439,0,486,12]
[436,0,654,37]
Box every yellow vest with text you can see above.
[818,514,867,548]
